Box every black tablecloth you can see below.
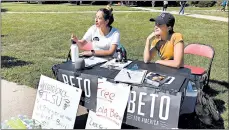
[54,60,191,92]
[52,59,193,129]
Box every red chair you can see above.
[184,43,215,88]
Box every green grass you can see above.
[1,3,228,129]
[1,2,141,12]
[149,6,229,17]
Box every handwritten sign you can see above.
[32,75,82,129]
[85,78,131,129]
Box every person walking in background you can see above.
[221,0,227,11]
[152,1,156,7]
[179,1,187,15]
[162,1,168,12]
[226,0,228,10]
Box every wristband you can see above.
[91,50,95,56]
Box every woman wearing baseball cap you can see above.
[143,12,184,68]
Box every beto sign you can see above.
[56,69,98,112]
[124,86,182,129]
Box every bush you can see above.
[190,1,199,6]
[194,1,217,7]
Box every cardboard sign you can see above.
[57,69,98,111]
[32,75,82,129]
[86,79,131,129]
[124,86,182,129]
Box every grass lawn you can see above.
[149,6,229,17]
[1,3,228,129]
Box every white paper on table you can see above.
[84,57,108,67]
[85,79,131,129]
[32,75,82,129]
[114,68,147,84]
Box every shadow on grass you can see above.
[1,34,8,37]
[209,79,229,89]
[202,84,220,97]
[201,79,229,97]
[1,56,33,68]
[1,8,8,12]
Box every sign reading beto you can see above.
[57,69,98,111]
[124,86,182,129]
[32,75,82,129]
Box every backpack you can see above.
[195,90,220,126]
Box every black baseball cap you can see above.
[149,13,175,27]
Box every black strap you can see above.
[51,64,60,80]
[66,49,71,62]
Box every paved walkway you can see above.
[132,7,228,22]
[2,10,148,14]
[1,79,87,122]
[2,8,227,22]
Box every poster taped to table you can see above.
[85,79,131,129]
[32,75,82,129]
[56,68,98,112]
[124,86,182,129]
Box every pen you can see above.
[127,71,131,79]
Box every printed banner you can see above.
[124,86,182,129]
[85,78,131,129]
[32,75,82,129]
[57,69,98,111]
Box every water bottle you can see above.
[71,40,79,63]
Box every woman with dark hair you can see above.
[71,5,120,57]
[143,13,184,68]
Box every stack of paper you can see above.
[100,59,132,70]
[114,68,147,84]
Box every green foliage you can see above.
[192,1,217,7]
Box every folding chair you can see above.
[184,43,215,89]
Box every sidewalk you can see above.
[1,79,87,122]
[132,7,228,22]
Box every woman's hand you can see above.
[71,33,78,43]
[80,51,93,56]
[147,30,161,41]
[147,32,156,41]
